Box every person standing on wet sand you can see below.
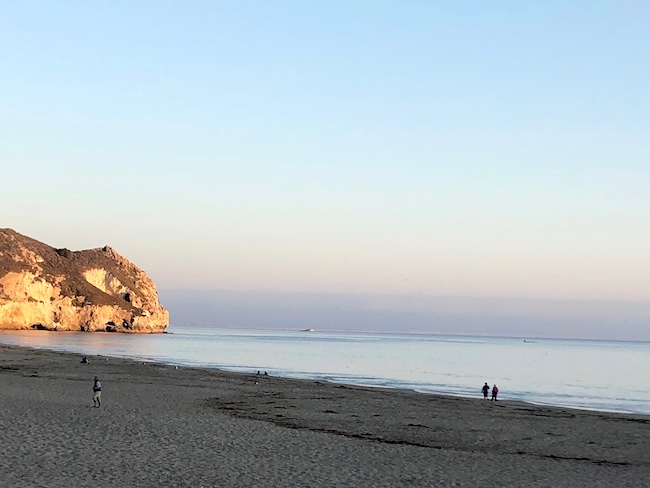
[92,376,102,408]
[491,384,498,401]
[482,382,490,400]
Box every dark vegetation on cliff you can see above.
[0,228,140,311]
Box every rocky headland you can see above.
[0,229,168,333]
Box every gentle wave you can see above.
[1,326,649,415]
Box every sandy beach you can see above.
[1,345,649,487]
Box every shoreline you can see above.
[1,343,649,486]
[1,338,645,418]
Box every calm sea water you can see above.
[1,326,649,415]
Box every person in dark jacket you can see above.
[482,382,490,399]
[92,376,102,408]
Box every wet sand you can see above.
[1,344,649,487]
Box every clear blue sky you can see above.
[2,2,649,318]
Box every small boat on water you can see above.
[302,328,316,332]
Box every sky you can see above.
[1,2,649,338]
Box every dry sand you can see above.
[1,345,649,487]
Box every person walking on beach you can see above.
[491,384,498,401]
[92,376,102,408]
[482,382,490,400]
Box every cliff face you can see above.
[0,229,168,333]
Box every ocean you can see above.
[1,326,648,415]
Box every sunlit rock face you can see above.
[0,229,168,333]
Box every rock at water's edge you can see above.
[0,229,168,333]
